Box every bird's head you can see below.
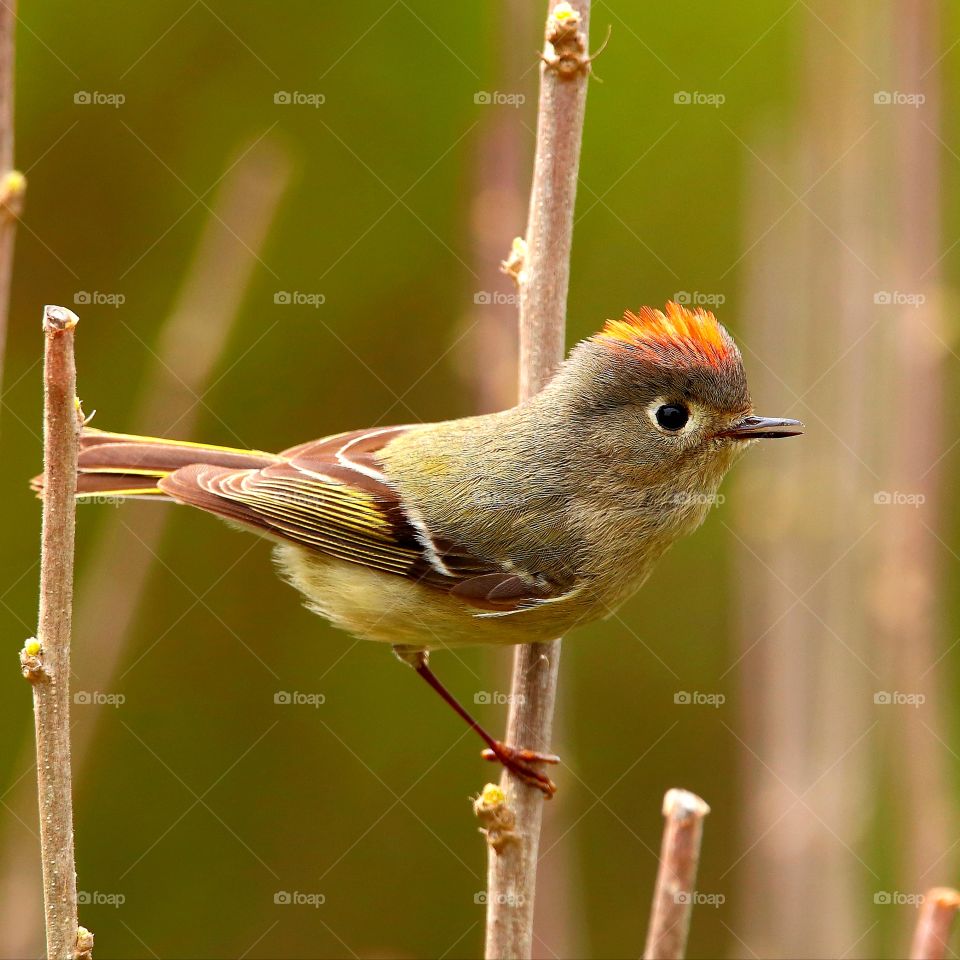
[547,301,802,492]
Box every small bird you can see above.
[38,302,801,795]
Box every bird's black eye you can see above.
[655,403,689,431]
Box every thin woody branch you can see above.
[643,789,710,960]
[482,3,591,959]
[27,305,86,960]
[0,0,23,399]
[0,141,291,955]
[910,888,960,960]
[517,0,590,402]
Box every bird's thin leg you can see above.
[397,647,559,797]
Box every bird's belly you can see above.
[272,544,579,649]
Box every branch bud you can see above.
[474,782,518,853]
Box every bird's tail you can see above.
[30,428,279,501]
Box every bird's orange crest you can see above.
[593,302,737,370]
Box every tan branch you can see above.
[910,888,960,960]
[483,3,591,959]
[643,789,710,960]
[30,305,85,959]
[0,0,23,399]
[0,139,290,957]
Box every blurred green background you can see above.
[1,2,957,958]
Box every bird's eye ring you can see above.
[655,403,689,431]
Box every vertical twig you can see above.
[0,139,291,957]
[483,3,590,959]
[736,6,879,948]
[734,130,814,956]
[456,0,533,413]
[910,888,960,960]
[515,0,590,402]
[23,305,83,959]
[881,0,953,894]
[0,0,24,398]
[642,789,710,960]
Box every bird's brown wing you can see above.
[158,425,561,613]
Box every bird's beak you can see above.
[717,415,804,440]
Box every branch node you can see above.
[0,168,24,216]
[43,304,79,333]
[19,637,49,683]
[74,396,92,431]
[542,2,591,79]
[473,783,518,853]
[500,236,527,289]
[663,787,711,821]
[76,924,95,960]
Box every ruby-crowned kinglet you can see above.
[36,302,802,794]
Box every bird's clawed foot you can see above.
[482,741,560,798]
